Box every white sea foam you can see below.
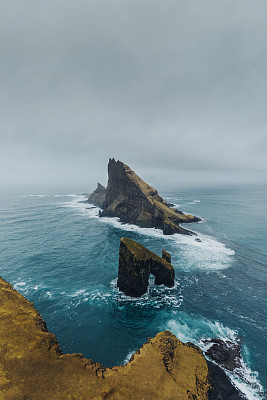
[226,359,265,400]
[183,199,201,206]
[167,314,238,345]
[109,278,183,310]
[172,229,235,271]
[64,278,183,311]
[13,280,32,295]
[102,220,234,271]
[123,350,136,365]
[63,194,235,271]
[13,279,53,300]
[25,194,79,198]
[167,316,264,400]
[65,286,113,308]
[14,281,26,288]
[62,195,101,218]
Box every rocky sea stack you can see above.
[117,237,175,297]
[89,158,200,235]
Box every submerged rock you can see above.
[117,237,175,297]
[89,158,200,235]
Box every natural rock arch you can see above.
[117,238,175,297]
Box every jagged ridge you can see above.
[89,158,200,235]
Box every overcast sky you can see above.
[1,0,267,190]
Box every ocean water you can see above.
[0,184,266,399]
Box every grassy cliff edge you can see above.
[0,275,211,400]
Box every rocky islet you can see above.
[117,237,175,297]
[89,158,200,235]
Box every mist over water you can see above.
[0,184,266,399]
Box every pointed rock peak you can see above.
[90,159,200,235]
[95,183,106,193]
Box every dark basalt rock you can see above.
[88,182,106,208]
[203,338,242,372]
[117,238,175,297]
[89,158,200,235]
[207,361,245,399]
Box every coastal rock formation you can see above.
[203,338,242,372]
[88,182,106,208]
[0,275,243,399]
[117,238,175,297]
[207,362,244,400]
[162,249,171,263]
[89,158,200,235]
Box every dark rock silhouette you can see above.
[207,361,244,399]
[117,237,175,297]
[89,158,200,235]
[203,338,242,372]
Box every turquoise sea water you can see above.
[0,184,266,399]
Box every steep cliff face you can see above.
[0,275,243,399]
[117,238,175,297]
[89,158,200,235]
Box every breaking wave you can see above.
[167,316,264,400]
[56,278,183,311]
[62,194,235,271]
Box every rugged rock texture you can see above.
[88,182,106,208]
[117,238,175,297]
[0,275,210,400]
[89,158,200,235]
[0,275,244,399]
[207,362,244,399]
[203,338,242,372]
[162,249,171,263]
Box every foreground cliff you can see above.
[89,158,200,235]
[0,275,242,399]
[117,238,175,297]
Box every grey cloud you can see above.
[0,0,267,188]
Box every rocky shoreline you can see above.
[0,273,244,399]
